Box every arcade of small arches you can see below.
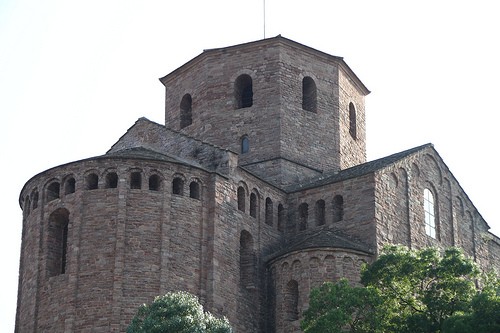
[236,183,345,234]
[178,74,359,140]
[22,168,203,217]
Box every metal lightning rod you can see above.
[264,0,266,38]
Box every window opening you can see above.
[180,94,193,129]
[278,204,285,232]
[250,193,257,218]
[240,230,255,288]
[149,174,161,191]
[241,135,249,154]
[172,177,184,195]
[105,172,118,189]
[302,76,317,112]
[235,74,253,109]
[64,177,76,194]
[315,199,325,226]
[298,203,308,231]
[86,173,98,190]
[333,195,344,222]
[189,181,200,199]
[424,188,436,238]
[349,102,357,139]
[284,280,299,321]
[32,190,39,210]
[237,186,246,212]
[47,182,60,202]
[47,208,69,277]
[265,197,273,226]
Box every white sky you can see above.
[1,0,499,330]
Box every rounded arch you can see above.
[424,183,439,239]
[85,171,99,190]
[45,179,61,202]
[235,74,253,109]
[298,203,309,231]
[302,76,317,112]
[265,197,273,226]
[47,208,70,276]
[240,230,255,288]
[284,280,299,321]
[63,175,76,195]
[315,199,325,226]
[104,170,119,189]
[189,179,201,199]
[333,195,344,222]
[172,173,186,195]
[349,102,357,139]
[180,93,193,129]
[148,174,162,191]
[129,169,142,190]
[240,134,249,154]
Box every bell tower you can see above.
[160,36,370,186]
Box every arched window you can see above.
[250,192,257,218]
[298,203,308,231]
[315,199,325,226]
[46,182,60,202]
[333,195,344,222]
[240,230,255,288]
[149,174,161,191]
[241,135,249,154]
[349,102,357,139]
[235,74,253,109]
[424,188,436,238]
[302,76,317,112]
[237,186,246,212]
[130,172,141,189]
[278,204,285,232]
[172,177,184,195]
[265,197,273,226]
[105,172,118,189]
[24,196,31,216]
[189,181,200,199]
[180,93,193,129]
[47,208,69,276]
[284,280,299,321]
[64,177,76,195]
[86,173,98,190]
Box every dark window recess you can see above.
[235,74,253,109]
[149,175,161,191]
[189,181,200,199]
[86,174,98,190]
[172,178,184,195]
[105,172,118,189]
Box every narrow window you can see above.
[278,204,285,232]
[302,76,317,112]
[298,203,308,231]
[105,172,118,189]
[240,230,255,288]
[237,186,246,212]
[47,208,70,276]
[241,135,249,154]
[86,173,98,190]
[424,188,436,238]
[172,177,184,195]
[284,280,299,321]
[189,181,200,199]
[24,196,31,216]
[32,190,39,210]
[349,102,357,139]
[265,197,273,226]
[180,93,193,129]
[235,74,253,109]
[130,172,141,189]
[149,174,161,191]
[333,195,344,222]
[46,182,60,202]
[64,177,76,194]
[315,199,325,226]
[250,193,257,218]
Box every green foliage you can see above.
[301,279,385,333]
[127,291,232,333]
[302,246,498,333]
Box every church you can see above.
[16,36,500,333]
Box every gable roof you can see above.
[285,143,433,192]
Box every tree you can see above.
[127,291,232,333]
[361,246,479,333]
[301,246,494,333]
[301,279,385,333]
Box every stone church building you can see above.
[16,36,500,333]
